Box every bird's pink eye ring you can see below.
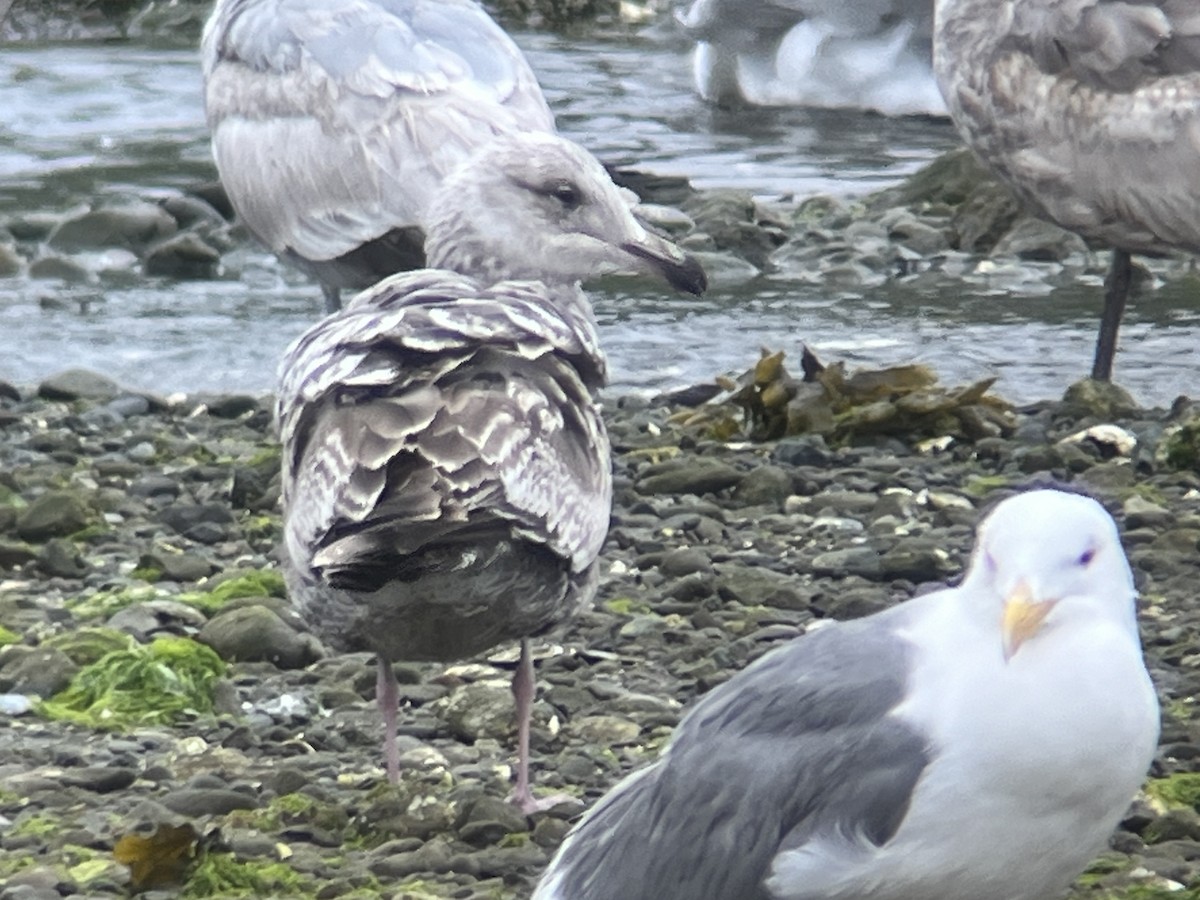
[1077,548,1096,566]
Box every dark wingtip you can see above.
[670,251,708,297]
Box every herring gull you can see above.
[276,131,706,810]
[676,0,944,115]
[533,488,1159,899]
[933,0,1200,381]
[201,0,554,312]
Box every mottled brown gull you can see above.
[934,0,1200,381]
[201,0,554,312]
[276,131,706,810]
[534,489,1159,900]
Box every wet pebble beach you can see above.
[0,366,1199,899]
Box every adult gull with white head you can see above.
[534,488,1159,899]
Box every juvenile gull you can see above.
[934,0,1200,381]
[677,0,944,115]
[276,131,706,809]
[534,489,1159,900]
[201,0,554,312]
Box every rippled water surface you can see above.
[1,32,1198,406]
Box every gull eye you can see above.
[548,180,581,209]
[1077,547,1096,567]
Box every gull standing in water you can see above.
[201,0,555,312]
[276,131,706,811]
[534,489,1158,900]
[934,0,1200,381]
[676,0,944,115]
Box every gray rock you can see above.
[636,460,742,496]
[148,551,218,582]
[991,216,1087,262]
[658,547,713,578]
[0,242,22,276]
[60,766,137,793]
[15,491,90,542]
[810,546,883,579]
[128,475,181,499]
[158,503,235,542]
[36,538,88,578]
[143,231,221,279]
[458,796,529,846]
[433,682,514,744]
[48,202,177,252]
[159,788,258,817]
[1124,496,1173,530]
[37,368,122,403]
[28,255,90,282]
[106,599,209,641]
[732,465,793,508]
[0,647,78,698]
[198,604,322,669]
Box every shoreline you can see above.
[0,368,1198,897]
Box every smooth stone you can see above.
[432,682,514,744]
[636,460,742,497]
[37,368,122,403]
[731,465,793,507]
[36,538,89,578]
[60,765,137,793]
[15,491,91,542]
[159,788,259,817]
[106,600,209,641]
[143,231,220,279]
[47,202,177,252]
[0,647,79,698]
[197,604,322,669]
[657,547,713,578]
[810,546,884,579]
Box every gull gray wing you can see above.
[535,612,930,900]
[277,271,610,595]
[202,0,555,263]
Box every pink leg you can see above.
[510,638,537,810]
[508,639,575,813]
[377,657,400,784]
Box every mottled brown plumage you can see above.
[934,0,1200,380]
[277,132,705,806]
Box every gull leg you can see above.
[1092,248,1132,382]
[509,638,538,810]
[377,657,400,784]
[321,283,342,314]
[508,640,575,814]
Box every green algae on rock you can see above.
[39,635,226,729]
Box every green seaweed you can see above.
[181,853,312,899]
[179,570,287,615]
[602,597,652,616]
[1161,420,1200,472]
[130,566,164,582]
[0,625,19,647]
[1146,773,1200,811]
[43,627,133,666]
[67,585,162,622]
[39,636,226,730]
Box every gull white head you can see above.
[424,131,706,295]
[961,489,1137,660]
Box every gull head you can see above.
[962,489,1137,660]
[424,131,706,295]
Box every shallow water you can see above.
[1,32,1198,407]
